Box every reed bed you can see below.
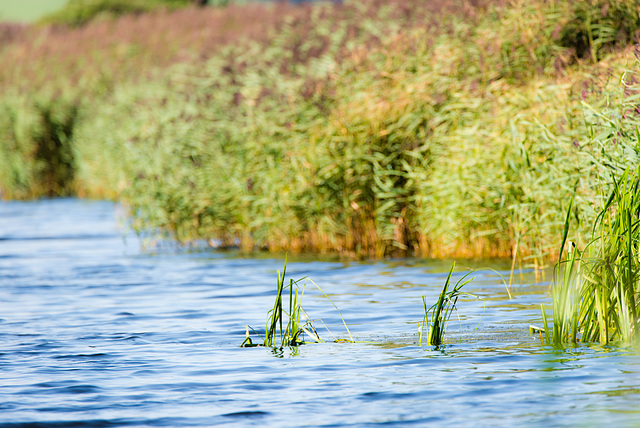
[545,167,640,346]
[1,0,639,263]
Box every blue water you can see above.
[1,199,640,427]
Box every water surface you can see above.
[1,199,640,427]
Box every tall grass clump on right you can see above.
[544,166,640,346]
[541,52,640,347]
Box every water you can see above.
[1,199,640,427]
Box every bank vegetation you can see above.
[1,0,640,268]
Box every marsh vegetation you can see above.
[2,0,638,262]
[544,164,640,347]
[3,0,640,348]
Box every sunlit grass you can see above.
[418,262,476,347]
[545,165,640,346]
[242,259,352,348]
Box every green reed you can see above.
[267,262,319,347]
[541,48,640,346]
[419,263,475,347]
[545,165,640,346]
[242,260,319,347]
[242,260,352,348]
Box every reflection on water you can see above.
[1,199,640,427]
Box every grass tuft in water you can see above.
[242,259,352,348]
[419,262,475,347]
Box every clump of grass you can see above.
[263,263,319,347]
[544,166,640,346]
[583,166,640,345]
[32,98,80,196]
[0,94,81,198]
[418,262,475,347]
[242,260,352,348]
[542,53,640,346]
[539,195,583,344]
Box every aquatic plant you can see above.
[242,260,352,348]
[551,167,640,346]
[418,263,475,347]
[263,263,319,347]
[543,137,640,345]
[541,50,640,346]
[538,195,582,344]
[80,0,587,260]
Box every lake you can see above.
[1,198,640,427]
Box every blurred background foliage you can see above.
[0,0,67,23]
[38,0,213,28]
[1,0,639,265]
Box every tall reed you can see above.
[546,165,640,345]
[542,49,640,346]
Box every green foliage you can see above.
[550,240,583,344]
[242,260,352,348]
[262,262,319,347]
[1,0,640,263]
[32,98,79,196]
[546,166,640,346]
[544,56,640,346]
[0,94,80,198]
[559,0,640,62]
[418,262,475,347]
[583,168,640,344]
